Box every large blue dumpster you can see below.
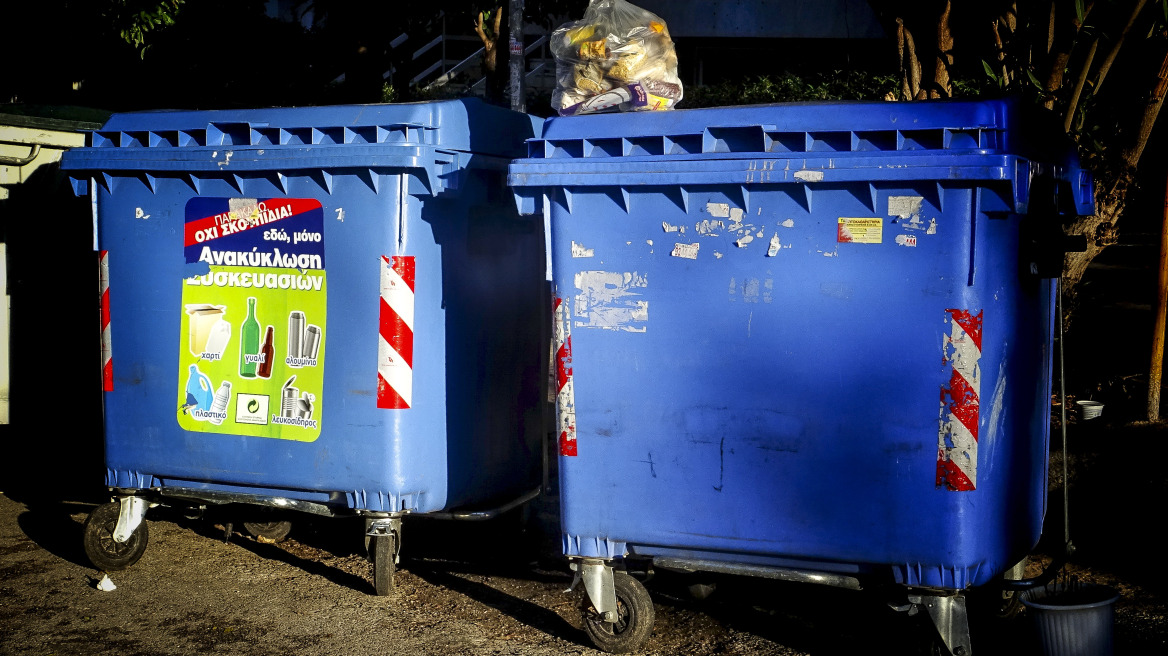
[509,98,1092,653]
[62,99,547,594]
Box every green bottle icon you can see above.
[239,297,260,378]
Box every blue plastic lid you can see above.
[509,98,1093,216]
[524,98,1067,160]
[62,98,541,173]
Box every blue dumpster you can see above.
[62,99,547,594]
[509,98,1092,653]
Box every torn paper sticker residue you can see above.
[794,170,824,182]
[706,202,730,218]
[728,208,745,228]
[735,234,754,248]
[781,219,795,228]
[671,242,700,259]
[571,241,595,258]
[888,195,924,219]
[695,219,725,236]
[895,234,918,247]
[574,271,649,333]
[662,221,684,234]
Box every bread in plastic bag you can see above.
[550,0,683,116]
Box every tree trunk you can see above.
[931,0,953,98]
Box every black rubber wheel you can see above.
[582,571,655,654]
[82,501,149,571]
[242,520,293,542]
[372,533,396,596]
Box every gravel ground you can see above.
[0,420,1165,656]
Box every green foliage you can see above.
[684,71,899,109]
[102,0,185,58]
[380,83,399,104]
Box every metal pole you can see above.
[508,0,526,112]
[1058,279,1071,549]
[1149,174,1168,420]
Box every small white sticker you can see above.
[662,221,682,233]
[671,242,700,259]
[735,234,754,248]
[927,218,938,235]
[794,170,824,182]
[895,234,918,247]
[767,233,781,256]
[781,219,795,228]
[134,208,151,220]
[714,251,724,259]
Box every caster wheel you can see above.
[242,520,292,542]
[372,533,396,596]
[582,571,655,653]
[82,501,149,571]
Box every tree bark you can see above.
[1064,50,1168,303]
[1064,37,1099,132]
[1090,0,1150,97]
[475,7,503,73]
[1043,1,1094,109]
[932,0,953,98]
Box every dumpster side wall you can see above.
[546,178,1054,589]
[85,144,544,514]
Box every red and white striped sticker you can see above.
[377,256,414,409]
[554,297,577,457]
[99,250,113,392]
[938,309,982,491]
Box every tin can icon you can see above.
[281,375,299,418]
[287,311,305,365]
[296,392,315,420]
[302,325,322,361]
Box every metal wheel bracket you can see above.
[580,559,618,623]
[909,592,971,656]
[114,497,149,544]
[365,517,402,564]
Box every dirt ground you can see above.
[1,420,1165,656]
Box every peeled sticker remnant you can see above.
[573,271,649,333]
[571,241,595,258]
[671,242,699,259]
[706,203,730,218]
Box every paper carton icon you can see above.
[185,304,227,356]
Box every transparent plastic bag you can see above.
[550,0,683,116]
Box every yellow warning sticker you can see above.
[837,218,883,244]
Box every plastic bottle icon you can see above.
[208,381,232,425]
[184,364,214,417]
[239,297,260,378]
[258,326,275,379]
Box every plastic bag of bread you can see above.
[549,0,683,116]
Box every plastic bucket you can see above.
[1021,582,1119,656]
[1076,400,1104,420]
